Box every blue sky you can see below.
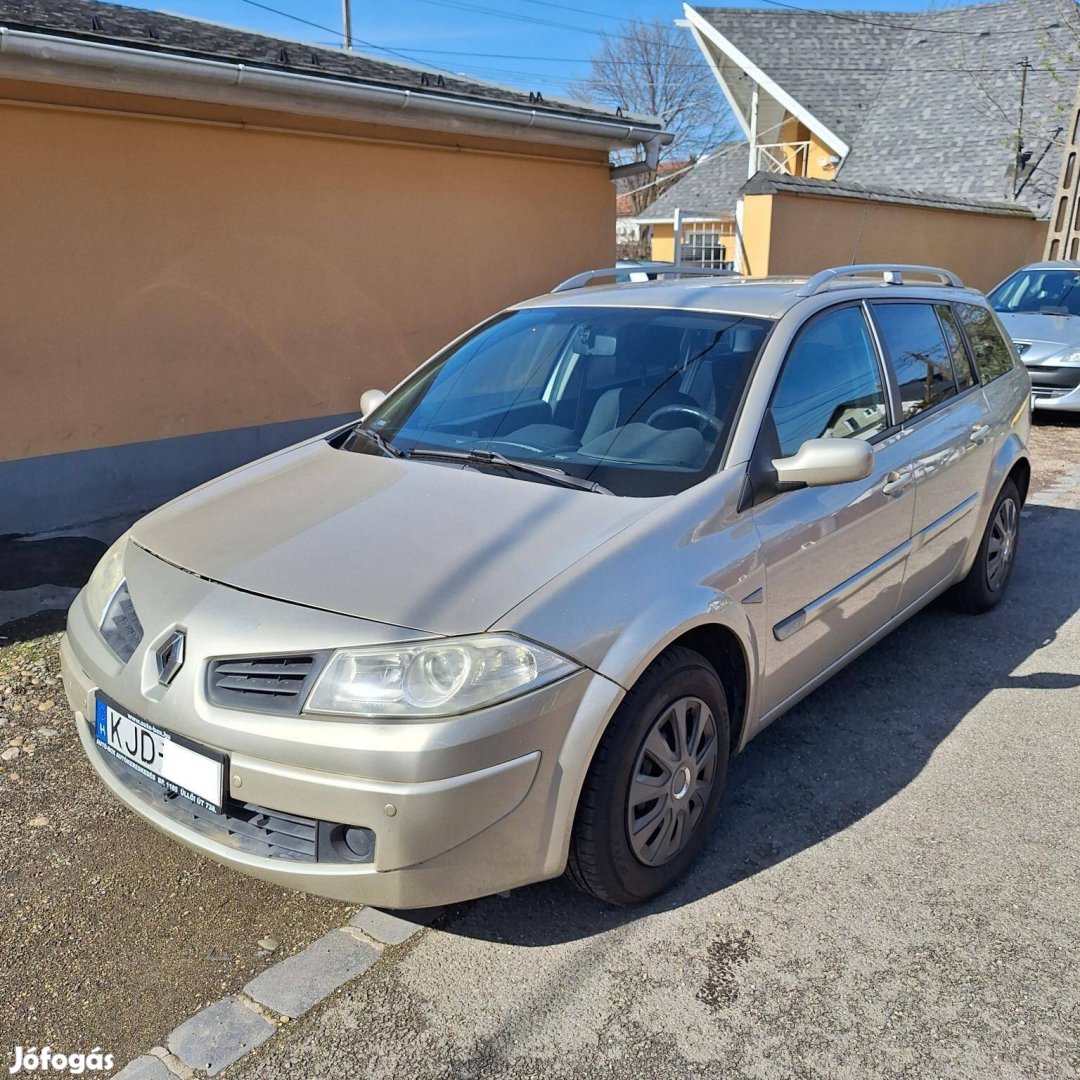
[120,0,995,97]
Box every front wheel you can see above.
[948,478,1021,613]
[567,647,730,905]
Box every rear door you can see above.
[867,300,996,609]
[751,303,916,717]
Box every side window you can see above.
[936,305,977,390]
[769,306,889,458]
[956,303,1016,383]
[872,302,958,420]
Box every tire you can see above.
[948,478,1021,614]
[567,646,730,905]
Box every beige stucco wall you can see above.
[0,82,615,464]
[741,191,1046,291]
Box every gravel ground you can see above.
[0,623,354,1065]
[1028,410,1080,492]
[225,481,1080,1078]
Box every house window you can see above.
[680,224,730,269]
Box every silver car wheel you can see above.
[626,695,718,867]
[986,496,1018,592]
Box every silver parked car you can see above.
[989,260,1080,411]
[61,263,1031,907]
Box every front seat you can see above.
[581,381,699,443]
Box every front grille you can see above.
[96,740,375,864]
[100,581,143,662]
[206,653,325,715]
[1025,365,1080,390]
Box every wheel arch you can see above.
[660,624,751,756]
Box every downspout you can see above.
[608,134,665,181]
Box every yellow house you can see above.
[634,140,746,269]
[640,0,1075,278]
[0,0,667,539]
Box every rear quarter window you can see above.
[956,303,1016,384]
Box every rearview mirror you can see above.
[772,438,873,489]
[360,389,386,417]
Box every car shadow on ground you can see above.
[435,500,1080,946]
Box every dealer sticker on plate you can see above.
[95,694,225,813]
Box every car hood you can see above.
[996,311,1080,363]
[131,439,656,635]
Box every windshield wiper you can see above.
[349,425,405,458]
[407,448,612,494]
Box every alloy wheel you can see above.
[626,695,718,867]
[986,496,1018,592]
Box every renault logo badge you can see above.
[156,630,186,686]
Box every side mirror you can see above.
[772,438,873,489]
[360,389,386,417]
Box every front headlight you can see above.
[83,536,127,628]
[303,634,580,718]
[1053,347,1080,367]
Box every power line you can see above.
[237,0,462,74]
[400,0,702,50]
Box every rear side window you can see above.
[872,303,958,420]
[936,305,977,390]
[956,303,1016,383]
[770,305,888,458]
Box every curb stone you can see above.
[112,906,439,1077]
[243,929,379,1019]
[113,1057,172,1080]
[167,996,275,1077]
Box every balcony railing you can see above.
[756,141,810,176]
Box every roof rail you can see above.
[551,264,737,293]
[796,264,964,297]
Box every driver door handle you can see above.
[970,424,991,444]
[882,467,914,497]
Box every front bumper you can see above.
[61,547,624,907]
[1027,364,1080,412]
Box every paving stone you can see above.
[243,929,378,1018]
[349,905,434,945]
[166,995,275,1076]
[112,1056,172,1080]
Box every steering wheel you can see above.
[646,404,725,436]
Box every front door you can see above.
[751,303,915,718]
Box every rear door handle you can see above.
[882,468,914,496]
[970,424,991,444]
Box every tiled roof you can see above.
[693,0,1079,216]
[0,0,661,127]
[615,160,691,216]
[635,141,749,220]
[742,171,1038,216]
[695,7,911,148]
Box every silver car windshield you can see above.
[349,306,772,497]
[990,269,1080,316]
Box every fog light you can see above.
[343,826,375,861]
[318,822,376,863]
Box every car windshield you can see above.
[348,306,771,497]
[989,268,1080,316]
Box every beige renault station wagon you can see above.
[61,264,1031,907]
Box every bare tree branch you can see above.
[569,20,737,215]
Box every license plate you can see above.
[95,694,225,813]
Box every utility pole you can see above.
[1014,56,1031,197]
[342,0,353,50]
